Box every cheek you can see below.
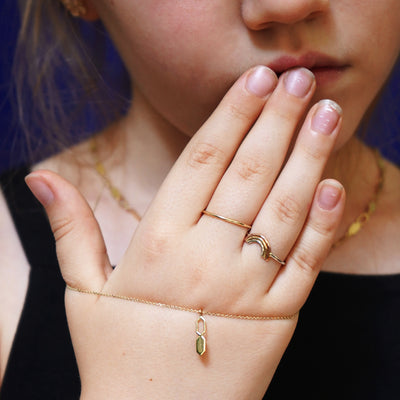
[329,1,400,146]
[338,1,400,75]
[100,1,243,134]
[101,0,400,139]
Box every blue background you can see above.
[1,2,399,172]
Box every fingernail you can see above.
[311,100,342,135]
[284,68,314,98]
[25,174,54,207]
[318,181,343,210]
[245,66,277,98]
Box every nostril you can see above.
[305,11,323,22]
[242,1,329,29]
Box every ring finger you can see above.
[243,99,343,278]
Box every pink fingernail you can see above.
[284,68,314,98]
[245,66,277,98]
[25,175,54,207]
[311,100,342,135]
[318,181,343,210]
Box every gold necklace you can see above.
[90,137,384,246]
[90,138,142,221]
[333,150,384,248]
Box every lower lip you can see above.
[310,66,347,86]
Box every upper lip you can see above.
[267,52,347,75]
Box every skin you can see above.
[93,0,400,147]
[0,0,400,397]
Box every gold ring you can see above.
[245,233,286,266]
[202,210,252,230]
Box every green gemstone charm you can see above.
[195,315,207,356]
[196,335,206,356]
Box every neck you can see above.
[97,90,189,214]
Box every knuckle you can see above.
[52,214,99,243]
[271,193,303,225]
[186,141,225,170]
[224,101,253,123]
[300,143,328,163]
[269,108,293,125]
[137,225,172,264]
[52,217,75,242]
[291,244,322,275]
[234,156,272,182]
[309,214,337,238]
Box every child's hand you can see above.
[26,66,345,399]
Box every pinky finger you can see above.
[266,179,345,312]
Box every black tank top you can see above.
[1,167,400,399]
[0,168,80,399]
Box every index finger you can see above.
[145,66,278,227]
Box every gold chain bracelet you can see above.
[66,285,298,356]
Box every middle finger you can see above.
[203,68,316,232]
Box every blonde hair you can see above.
[13,0,128,163]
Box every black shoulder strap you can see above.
[0,167,59,271]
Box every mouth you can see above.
[268,52,349,84]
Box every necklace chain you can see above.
[333,149,384,248]
[90,137,385,246]
[90,138,142,221]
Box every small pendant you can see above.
[348,221,362,236]
[195,314,207,356]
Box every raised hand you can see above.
[26,66,345,399]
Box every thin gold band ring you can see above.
[202,210,252,230]
[245,233,286,266]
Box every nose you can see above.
[241,0,329,30]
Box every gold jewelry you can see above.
[66,284,297,356]
[333,150,384,248]
[60,0,87,17]
[202,210,252,230]
[245,233,286,265]
[90,138,142,221]
[195,315,207,356]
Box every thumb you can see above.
[25,170,111,290]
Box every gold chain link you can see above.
[66,285,298,321]
[333,150,384,248]
[90,138,142,221]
